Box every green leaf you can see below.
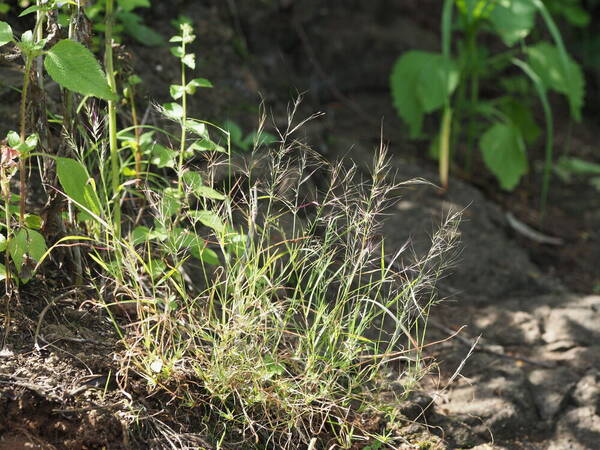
[185,120,209,138]
[117,0,151,12]
[223,120,244,146]
[160,188,182,218]
[555,157,600,177]
[24,214,42,230]
[416,55,459,113]
[0,263,6,282]
[526,42,584,121]
[149,144,177,168]
[117,11,165,46]
[489,0,536,46]
[182,171,203,192]
[0,21,12,46]
[186,77,212,94]
[170,84,185,100]
[56,157,102,217]
[497,97,540,145]
[390,51,458,138]
[193,185,226,201]
[480,122,527,190]
[161,102,184,120]
[0,234,6,252]
[44,39,117,101]
[182,53,195,69]
[132,226,151,245]
[190,245,220,265]
[8,228,47,276]
[188,210,224,233]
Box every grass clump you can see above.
[0,5,459,447]
[104,104,459,447]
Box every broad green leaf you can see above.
[416,55,459,112]
[182,171,203,192]
[188,210,224,233]
[480,122,527,190]
[185,120,209,138]
[0,21,12,46]
[182,53,195,69]
[161,102,184,120]
[190,245,220,265]
[44,39,117,101]
[8,228,47,274]
[526,42,584,121]
[160,188,182,218]
[0,263,6,281]
[497,97,540,145]
[56,157,101,217]
[170,84,185,100]
[391,51,458,137]
[117,0,150,12]
[186,78,213,94]
[225,231,247,257]
[117,11,165,46]
[132,226,151,245]
[24,214,42,230]
[149,144,177,168]
[0,234,6,252]
[489,0,536,46]
[147,260,166,280]
[193,186,226,201]
[223,120,244,146]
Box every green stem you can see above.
[18,56,34,226]
[105,0,121,236]
[178,40,188,196]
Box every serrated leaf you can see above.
[480,122,527,190]
[44,39,117,101]
[416,55,459,113]
[56,157,102,217]
[188,210,224,233]
[489,0,536,46]
[391,51,459,138]
[526,42,584,121]
[0,21,13,46]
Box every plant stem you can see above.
[104,0,121,236]
[465,27,479,174]
[18,56,34,226]
[178,39,188,196]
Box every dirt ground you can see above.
[1,0,600,448]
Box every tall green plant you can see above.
[390,0,585,210]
